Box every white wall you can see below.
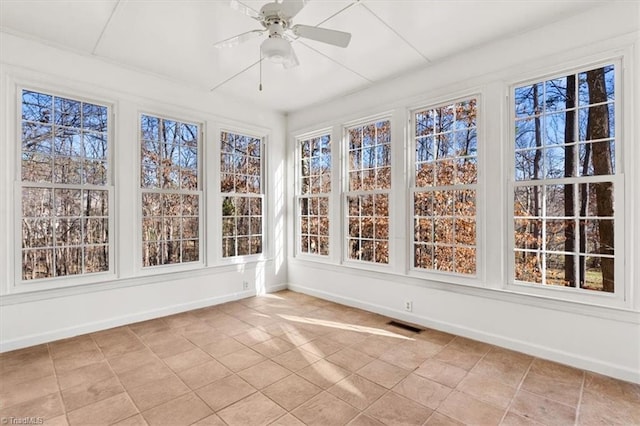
[287,2,640,383]
[0,33,288,350]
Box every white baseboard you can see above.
[0,284,286,353]
[288,282,640,384]
[266,283,288,293]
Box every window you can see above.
[140,115,200,267]
[20,89,111,281]
[297,134,331,256]
[512,64,618,293]
[412,99,478,275]
[345,119,391,264]
[220,131,263,257]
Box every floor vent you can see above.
[387,321,422,333]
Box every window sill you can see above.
[341,258,395,275]
[217,253,269,266]
[136,260,206,276]
[9,270,118,295]
[295,252,333,264]
[505,281,625,309]
[0,258,273,306]
[407,268,481,288]
[288,257,639,324]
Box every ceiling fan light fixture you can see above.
[261,36,292,64]
[217,0,351,73]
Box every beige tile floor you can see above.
[1,290,638,426]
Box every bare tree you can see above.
[586,68,614,292]
[564,75,576,284]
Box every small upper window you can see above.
[20,89,111,281]
[512,64,618,293]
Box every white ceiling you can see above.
[0,0,605,113]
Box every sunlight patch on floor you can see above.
[278,314,413,340]
[249,312,271,319]
[333,377,364,398]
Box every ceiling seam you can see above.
[314,0,360,27]
[210,58,262,92]
[299,0,372,84]
[360,2,432,64]
[298,41,373,83]
[92,0,125,55]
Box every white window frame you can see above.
[408,95,483,286]
[13,85,116,293]
[217,127,267,263]
[295,129,332,259]
[506,58,626,307]
[138,112,204,272]
[342,115,392,269]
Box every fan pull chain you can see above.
[259,51,263,91]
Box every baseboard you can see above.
[0,284,286,353]
[266,283,288,293]
[288,282,640,384]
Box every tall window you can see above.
[412,99,478,275]
[140,115,200,267]
[298,134,331,256]
[20,89,110,280]
[345,119,390,264]
[512,64,617,293]
[220,131,263,257]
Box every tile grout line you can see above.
[497,356,535,425]
[289,327,387,423]
[574,371,587,426]
[436,341,501,424]
[418,335,460,420]
[144,319,245,422]
[46,342,70,425]
[350,330,436,424]
[137,313,254,423]
[90,329,146,426]
[223,309,359,425]
[181,305,292,421]
[95,323,209,424]
[378,326,426,416]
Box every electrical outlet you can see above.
[242,281,249,290]
[404,300,413,312]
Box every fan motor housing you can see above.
[260,2,290,32]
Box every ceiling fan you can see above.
[214,0,352,69]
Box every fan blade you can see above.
[279,0,307,18]
[229,0,261,20]
[291,24,351,48]
[283,47,299,69]
[214,30,265,48]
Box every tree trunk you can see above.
[563,75,576,286]
[586,68,615,292]
[532,85,542,258]
[579,148,590,287]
